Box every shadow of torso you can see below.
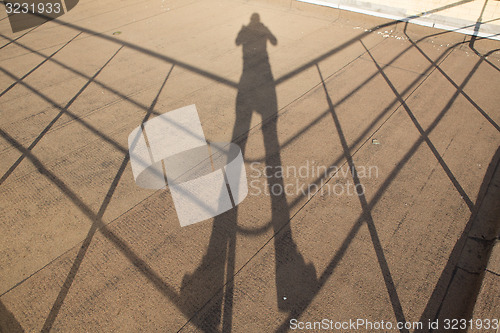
[235,20,277,120]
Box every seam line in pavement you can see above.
[485,269,500,277]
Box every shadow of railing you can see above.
[40,64,175,332]
[316,62,408,329]
[0,0,498,331]
[417,146,500,331]
[275,40,493,332]
[0,43,123,185]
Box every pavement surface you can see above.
[298,0,500,40]
[0,0,499,332]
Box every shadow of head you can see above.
[251,12,260,23]
[236,13,278,59]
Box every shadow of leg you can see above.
[261,119,318,312]
[179,209,237,332]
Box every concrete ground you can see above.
[297,0,500,40]
[1,0,499,332]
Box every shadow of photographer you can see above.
[179,13,317,332]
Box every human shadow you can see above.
[179,13,317,332]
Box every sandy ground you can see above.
[0,0,499,332]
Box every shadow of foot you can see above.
[275,235,318,312]
[180,262,225,331]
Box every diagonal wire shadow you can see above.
[0,64,126,166]
[465,0,500,72]
[402,23,500,132]
[0,26,38,50]
[0,45,124,185]
[0,0,492,328]
[275,34,488,332]
[468,30,500,73]
[315,63,408,331]
[361,40,475,211]
[0,0,478,187]
[0,125,184,322]
[185,31,476,333]
[415,150,500,333]
[1,33,169,118]
[24,21,468,333]
[0,32,82,98]
[0,27,472,332]
[469,43,500,72]
[40,64,175,333]
[468,0,489,48]
[0,20,437,192]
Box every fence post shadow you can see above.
[416,146,500,332]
